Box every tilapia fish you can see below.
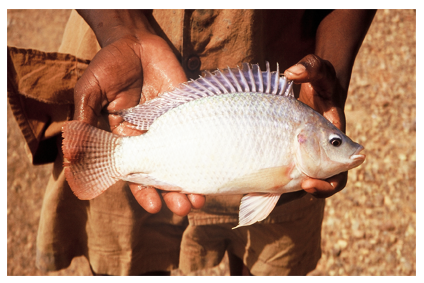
[62,62,365,227]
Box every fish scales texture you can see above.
[62,62,365,227]
[118,62,293,130]
[118,93,304,195]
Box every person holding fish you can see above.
[8,9,375,275]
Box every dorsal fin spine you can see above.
[255,64,264,93]
[120,62,294,130]
[216,69,236,93]
[272,63,280,95]
[183,81,209,97]
[227,67,243,92]
[245,63,256,92]
[237,66,250,92]
[200,73,222,94]
[265,62,271,94]
[189,79,214,96]
[286,81,294,97]
[278,76,287,95]
[208,70,229,94]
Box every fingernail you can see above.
[286,64,306,76]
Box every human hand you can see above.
[284,54,348,198]
[73,12,205,215]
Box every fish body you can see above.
[62,63,365,227]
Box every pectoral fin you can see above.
[220,165,294,192]
[234,193,281,229]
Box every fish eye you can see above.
[329,134,342,147]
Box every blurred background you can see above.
[7,9,416,275]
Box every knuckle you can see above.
[299,54,336,83]
[298,54,323,81]
[299,54,322,70]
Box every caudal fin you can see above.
[62,121,122,200]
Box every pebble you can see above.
[353,230,365,239]
[337,239,348,250]
[384,195,393,206]
[398,154,407,161]
[365,208,373,216]
[404,224,415,237]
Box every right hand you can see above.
[284,54,348,198]
[73,29,205,215]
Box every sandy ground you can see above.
[7,9,416,276]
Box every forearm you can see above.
[76,9,156,47]
[315,9,376,104]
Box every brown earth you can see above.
[7,9,416,276]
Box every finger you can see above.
[284,54,336,92]
[73,74,106,126]
[285,55,346,131]
[106,88,142,130]
[129,183,162,214]
[110,120,147,136]
[138,37,188,100]
[161,192,192,216]
[301,171,348,198]
[301,178,334,198]
[187,194,206,209]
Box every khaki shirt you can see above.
[7,9,324,275]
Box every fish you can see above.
[62,62,365,228]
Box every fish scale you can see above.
[116,93,300,195]
[62,62,365,227]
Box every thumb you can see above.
[283,54,346,131]
[283,54,336,97]
[73,73,107,127]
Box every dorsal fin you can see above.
[119,62,294,130]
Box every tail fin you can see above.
[62,121,122,200]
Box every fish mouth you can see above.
[350,145,366,163]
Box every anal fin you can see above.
[234,193,281,229]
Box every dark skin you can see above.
[74,9,375,275]
[285,10,376,198]
[75,9,375,213]
[75,10,205,216]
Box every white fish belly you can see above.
[118,93,298,194]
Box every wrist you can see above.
[77,9,156,48]
[314,10,376,105]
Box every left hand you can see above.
[284,54,348,198]
[73,30,205,215]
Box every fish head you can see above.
[294,120,365,180]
